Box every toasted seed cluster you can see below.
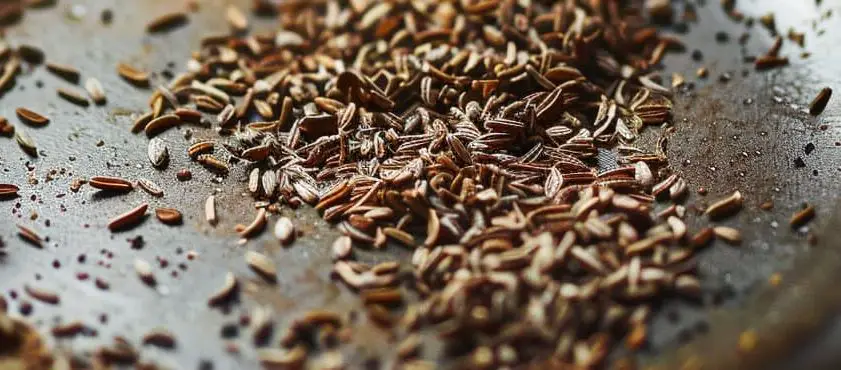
[104,0,759,368]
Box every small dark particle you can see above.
[220,323,239,338]
[176,168,192,181]
[19,300,32,315]
[794,157,806,168]
[718,72,732,83]
[691,49,703,61]
[804,143,815,155]
[715,31,730,43]
[128,235,144,249]
[101,9,113,24]
[199,360,214,370]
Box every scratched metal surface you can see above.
[0,0,839,369]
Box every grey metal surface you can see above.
[0,0,839,368]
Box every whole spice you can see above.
[146,11,188,33]
[15,107,49,126]
[809,87,832,116]
[107,203,149,231]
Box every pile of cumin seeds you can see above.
[128,1,739,368]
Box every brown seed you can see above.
[108,203,148,231]
[713,226,742,245]
[142,328,176,349]
[245,250,277,283]
[187,141,214,158]
[790,205,815,228]
[17,224,43,248]
[134,259,156,285]
[144,114,181,137]
[85,78,107,105]
[177,168,192,181]
[208,272,238,306]
[809,87,832,116]
[52,321,86,337]
[240,208,267,238]
[57,87,90,106]
[690,227,715,248]
[89,176,133,192]
[155,208,183,225]
[705,191,743,219]
[0,183,19,197]
[146,11,188,33]
[131,112,154,133]
[383,227,415,247]
[205,195,217,225]
[273,217,295,245]
[45,62,80,83]
[17,44,44,64]
[0,116,14,137]
[754,55,789,70]
[117,63,150,87]
[137,178,164,197]
[226,5,249,32]
[25,284,59,304]
[16,107,49,125]
[197,154,229,173]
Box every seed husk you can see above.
[146,11,188,33]
[89,176,133,192]
[117,63,150,87]
[205,195,217,225]
[713,226,742,245]
[809,87,831,116]
[226,5,249,32]
[137,178,164,197]
[85,78,107,105]
[45,61,80,83]
[208,272,238,306]
[245,250,277,283]
[0,183,19,197]
[273,217,295,245]
[134,259,156,285]
[332,236,352,260]
[705,191,743,219]
[57,87,90,106]
[15,107,49,125]
[142,329,176,349]
[147,137,169,168]
[790,205,816,228]
[240,208,267,238]
[155,208,183,225]
[144,114,181,137]
[108,203,148,231]
[14,129,36,156]
[258,346,307,368]
[25,284,59,304]
[17,224,42,248]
